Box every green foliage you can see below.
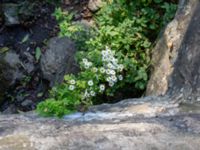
[53,8,92,50]
[35,47,41,62]
[37,0,177,117]
[53,8,78,37]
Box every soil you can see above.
[0,0,91,113]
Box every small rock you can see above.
[40,37,78,86]
[2,104,17,114]
[80,19,95,27]
[0,50,24,103]
[88,0,102,12]
[21,99,33,107]
[2,3,20,26]
[0,51,24,86]
[64,0,70,5]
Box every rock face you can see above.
[1,97,200,150]
[146,0,200,100]
[1,0,200,149]
[40,37,78,86]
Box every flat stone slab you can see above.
[0,97,200,150]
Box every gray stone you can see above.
[146,0,199,100]
[0,51,24,103]
[21,99,33,107]
[1,51,24,85]
[40,37,78,86]
[2,3,20,26]
[2,1,39,26]
[0,49,35,104]
[0,97,200,150]
[2,104,17,114]
[88,0,102,12]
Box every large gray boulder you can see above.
[40,37,79,86]
[146,0,200,102]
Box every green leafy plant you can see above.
[37,0,177,117]
[53,8,92,50]
[37,47,125,117]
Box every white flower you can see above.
[111,58,118,63]
[109,82,114,87]
[101,50,107,56]
[107,63,113,69]
[82,89,90,99]
[69,85,75,91]
[69,79,76,85]
[84,63,90,69]
[102,56,107,62]
[92,67,98,73]
[99,84,105,91]
[88,80,94,86]
[111,76,117,82]
[106,77,111,82]
[110,70,116,75]
[106,69,111,75]
[118,75,123,81]
[100,67,105,73]
[82,58,88,63]
[90,91,96,96]
[88,62,92,67]
[118,64,124,72]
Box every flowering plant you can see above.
[37,46,125,117]
[37,0,177,117]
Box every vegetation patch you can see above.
[37,0,177,117]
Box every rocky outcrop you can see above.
[146,0,200,102]
[40,37,79,86]
[0,97,200,150]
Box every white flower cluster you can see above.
[68,47,124,101]
[68,79,76,91]
[82,58,93,69]
[101,46,124,87]
[82,89,96,100]
[81,80,96,100]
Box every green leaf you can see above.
[35,47,41,62]
[0,47,9,54]
[21,34,29,43]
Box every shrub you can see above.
[37,0,177,117]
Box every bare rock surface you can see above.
[40,37,78,86]
[0,97,200,150]
[146,0,199,98]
